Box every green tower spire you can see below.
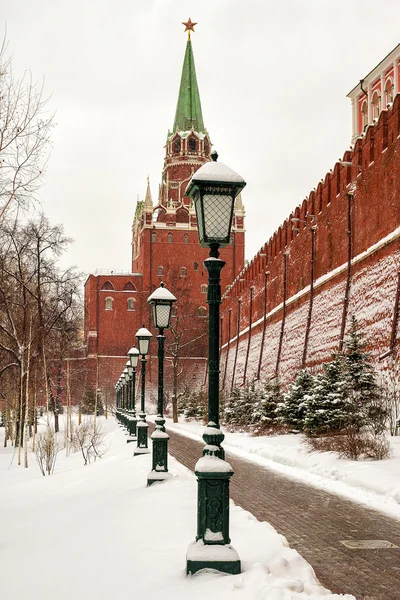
[173,39,205,133]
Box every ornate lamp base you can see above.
[147,416,171,485]
[186,423,240,576]
[127,414,137,443]
[186,540,240,575]
[134,413,150,456]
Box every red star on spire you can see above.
[182,18,197,40]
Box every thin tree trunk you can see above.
[65,359,71,455]
[17,363,24,464]
[24,322,32,468]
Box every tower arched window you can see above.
[200,284,207,294]
[180,267,187,277]
[184,233,189,244]
[105,297,114,311]
[361,100,368,130]
[157,266,163,277]
[194,261,199,271]
[188,137,197,152]
[198,306,207,317]
[168,233,173,244]
[151,232,157,243]
[123,281,136,291]
[173,137,181,153]
[385,78,394,105]
[127,298,135,311]
[101,280,115,291]
[372,91,380,119]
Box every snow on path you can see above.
[156,416,400,520]
[0,417,353,600]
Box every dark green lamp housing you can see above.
[127,346,140,369]
[147,282,177,331]
[136,326,153,356]
[125,360,133,378]
[185,151,246,248]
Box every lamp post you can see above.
[115,382,120,423]
[134,326,152,456]
[117,377,123,425]
[185,150,246,575]
[146,282,177,485]
[127,346,140,442]
[123,367,130,430]
[125,360,135,442]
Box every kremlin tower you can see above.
[83,21,246,398]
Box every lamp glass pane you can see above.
[194,194,204,242]
[130,353,139,368]
[155,302,172,329]
[138,338,150,356]
[203,193,233,242]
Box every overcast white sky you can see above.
[3,0,400,275]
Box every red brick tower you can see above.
[83,26,245,397]
[132,31,245,310]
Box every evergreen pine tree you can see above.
[223,386,243,426]
[259,377,281,426]
[276,369,314,431]
[304,354,351,435]
[224,380,260,427]
[343,316,386,432]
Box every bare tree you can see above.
[0,36,53,221]
[0,215,82,454]
[35,424,63,475]
[161,266,208,422]
[71,418,108,465]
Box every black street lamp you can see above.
[125,360,136,442]
[115,382,120,422]
[185,150,246,575]
[122,367,130,430]
[134,326,152,456]
[127,346,139,442]
[146,282,177,485]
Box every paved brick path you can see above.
[162,425,400,600]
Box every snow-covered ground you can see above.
[0,416,353,600]
[158,416,400,520]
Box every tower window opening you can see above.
[184,233,189,244]
[173,137,181,153]
[168,233,173,244]
[105,297,114,311]
[127,298,135,311]
[194,261,199,271]
[151,232,157,243]
[157,266,164,276]
[200,284,207,294]
[188,137,197,152]
[198,306,207,317]
[180,267,187,277]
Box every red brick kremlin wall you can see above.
[220,95,400,390]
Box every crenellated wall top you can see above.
[222,92,400,306]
